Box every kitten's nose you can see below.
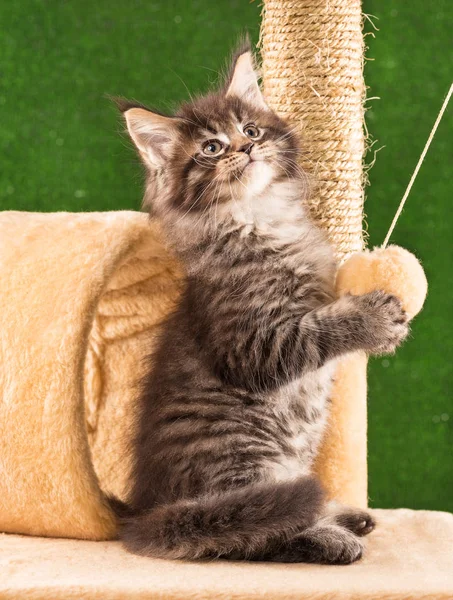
[239,142,254,155]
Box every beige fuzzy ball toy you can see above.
[336,244,428,320]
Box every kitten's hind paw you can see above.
[290,525,363,564]
[254,525,364,564]
[334,509,376,537]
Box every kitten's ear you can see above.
[123,107,179,168]
[225,48,268,110]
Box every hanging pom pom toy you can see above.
[337,245,427,319]
[336,83,452,320]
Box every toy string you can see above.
[382,82,453,249]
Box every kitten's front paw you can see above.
[355,290,409,354]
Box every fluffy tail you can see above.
[114,476,323,560]
[107,495,136,520]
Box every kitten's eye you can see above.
[243,124,260,139]
[202,140,223,156]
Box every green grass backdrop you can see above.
[1,0,451,510]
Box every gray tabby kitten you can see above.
[112,44,409,564]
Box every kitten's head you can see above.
[121,43,304,225]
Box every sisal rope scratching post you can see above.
[261,0,368,507]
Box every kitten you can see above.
[112,42,409,563]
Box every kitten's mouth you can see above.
[231,157,264,179]
[243,157,261,171]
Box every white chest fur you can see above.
[220,177,310,243]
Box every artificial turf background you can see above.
[1,1,451,511]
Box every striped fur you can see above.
[113,44,408,563]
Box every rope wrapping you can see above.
[260,0,366,262]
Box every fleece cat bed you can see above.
[0,211,183,539]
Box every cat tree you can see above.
[0,1,451,598]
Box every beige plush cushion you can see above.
[0,211,183,539]
[1,509,452,599]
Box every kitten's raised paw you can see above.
[355,290,409,354]
[335,509,376,537]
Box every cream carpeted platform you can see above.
[1,509,452,600]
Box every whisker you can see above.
[232,172,248,190]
